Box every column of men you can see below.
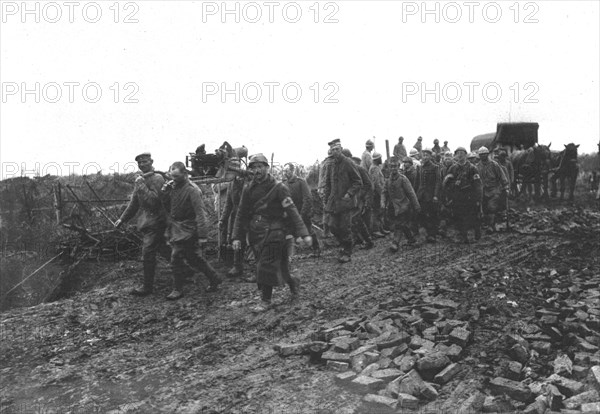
[116,138,510,309]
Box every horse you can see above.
[508,144,551,201]
[550,143,579,201]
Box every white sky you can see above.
[1,0,599,178]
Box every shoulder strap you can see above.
[253,181,283,212]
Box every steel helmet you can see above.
[422,148,433,154]
[372,152,382,161]
[454,147,467,154]
[248,153,269,167]
[409,148,419,156]
[478,146,490,155]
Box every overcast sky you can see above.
[1,0,598,177]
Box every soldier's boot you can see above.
[474,226,482,241]
[323,223,332,239]
[289,276,301,298]
[131,261,155,296]
[390,231,401,252]
[338,243,352,263]
[311,234,321,257]
[227,248,245,278]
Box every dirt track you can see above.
[1,204,599,413]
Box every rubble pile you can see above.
[275,296,476,411]
[512,207,600,236]
[275,267,600,412]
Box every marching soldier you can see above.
[161,162,222,300]
[413,136,423,153]
[438,152,456,238]
[283,163,321,256]
[369,152,386,237]
[232,154,311,311]
[220,159,250,279]
[393,136,407,159]
[417,148,442,243]
[495,149,514,196]
[443,147,483,243]
[361,138,375,171]
[323,139,363,263]
[409,148,422,167]
[349,153,374,250]
[468,152,479,166]
[382,157,421,252]
[401,156,420,191]
[441,141,451,153]
[318,148,335,238]
[476,147,509,232]
[115,152,169,296]
[432,139,442,156]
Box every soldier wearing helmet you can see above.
[443,147,483,243]
[441,141,450,153]
[322,139,363,263]
[432,139,442,156]
[232,154,311,311]
[417,148,442,243]
[476,146,509,232]
[467,151,479,166]
[361,138,376,171]
[413,136,423,154]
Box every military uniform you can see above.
[118,167,168,293]
[445,161,483,242]
[476,158,509,229]
[369,162,385,235]
[383,171,420,249]
[285,174,319,252]
[323,145,363,261]
[221,176,248,276]
[233,173,308,301]
[352,160,374,248]
[163,178,221,296]
[393,142,407,159]
[417,158,442,241]
[361,149,373,171]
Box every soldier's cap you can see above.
[418,137,423,140]
[372,152,382,161]
[341,148,353,158]
[454,147,467,154]
[409,148,419,156]
[433,139,439,144]
[498,149,508,156]
[328,138,342,149]
[478,146,490,155]
[366,139,374,146]
[398,136,404,140]
[422,148,433,154]
[135,152,152,162]
[248,153,270,167]
[444,140,448,144]
[403,156,413,164]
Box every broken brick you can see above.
[326,360,349,372]
[563,390,599,410]
[321,351,351,363]
[547,374,585,397]
[489,377,533,402]
[553,354,573,376]
[334,371,356,385]
[397,393,419,409]
[362,394,397,410]
[350,375,385,394]
[434,363,462,384]
[449,327,471,347]
[371,368,403,383]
